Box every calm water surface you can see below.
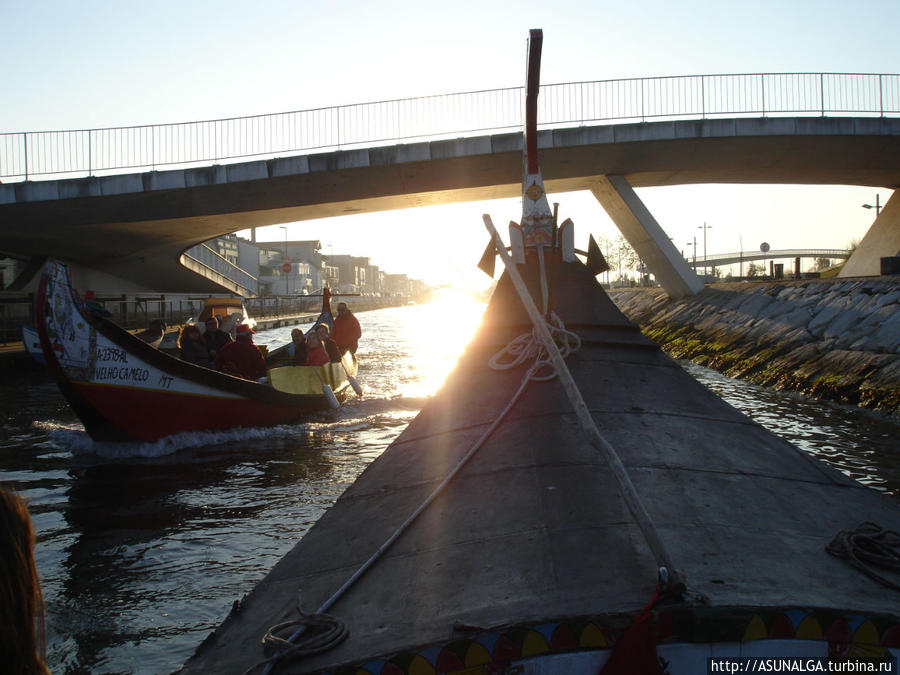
[1,295,898,673]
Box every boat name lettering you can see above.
[94,366,151,383]
[96,347,127,363]
[158,374,174,389]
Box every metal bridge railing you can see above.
[182,243,258,296]
[2,72,898,181]
[690,248,852,266]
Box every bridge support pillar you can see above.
[839,191,900,278]
[589,175,704,298]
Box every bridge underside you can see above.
[1,117,899,294]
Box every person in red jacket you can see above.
[214,324,267,380]
[331,302,361,355]
[304,332,330,367]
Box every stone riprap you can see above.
[609,278,900,415]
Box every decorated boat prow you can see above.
[21,324,46,365]
[36,260,358,442]
[181,30,900,675]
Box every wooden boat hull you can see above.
[181,260,900,674]
[37,261,357,442]
[21,324,46,365]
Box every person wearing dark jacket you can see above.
[314,324,342,363]
[203,316,232,361]
[288,328,308,365]
[214,325,267,380]
[331,302,361,355]
[180,324,213,368]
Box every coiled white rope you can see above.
[488,311,581,382]
[244,594,349,674]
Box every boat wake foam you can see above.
[43,423,321,459]
[31,395,428,459]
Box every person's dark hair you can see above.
[178,324,202,348]
[0,488,48,674]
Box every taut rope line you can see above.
[254,337,545,673]
[483,213,685,595]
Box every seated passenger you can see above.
[314,323,342,363]
[214,324,267,380]
[180,324,212,368]
[304,333,330,367]
[287,328,308,365]
[203,316,233,360]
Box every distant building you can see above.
[190,234,425,299]
[383,273,410,297]
[236,237,260,278]
[328,255,371,294]
[211,234,240,266]
[322,262,340,290]
[257,240,324,295]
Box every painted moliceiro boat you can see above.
[21,324,46,365]
[182,31,900,674]
[36,261,358,442]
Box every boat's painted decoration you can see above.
[509,28,575,267]
[36,260,357,442]
[21,324,46,365]
[322,608,900,675]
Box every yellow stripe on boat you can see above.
[268,363,348,395]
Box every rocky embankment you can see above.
[609,278,900,415]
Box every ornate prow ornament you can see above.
[508,29,576,265]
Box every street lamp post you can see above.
[862,194,881,217]
[280,226,288,295]
[698,222,712,276]
[686,237,697,271]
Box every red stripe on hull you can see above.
[73,383,321,442]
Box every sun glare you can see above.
[399,289,487,398]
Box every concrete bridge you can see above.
[691,248,851,268]
[2,73,899,297]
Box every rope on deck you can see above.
[483,214,685,596]
[488,310,581,381]
[826,522,900,591]
[254,324,544,673]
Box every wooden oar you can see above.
[309,366,340,409]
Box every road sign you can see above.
[760,242,770,253]
[281,262,292,273]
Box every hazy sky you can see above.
[3,0,897,285]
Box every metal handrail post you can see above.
[820,73,825,117]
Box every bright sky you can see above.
[3,0,897,286]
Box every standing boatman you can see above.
[331,301,361,355]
